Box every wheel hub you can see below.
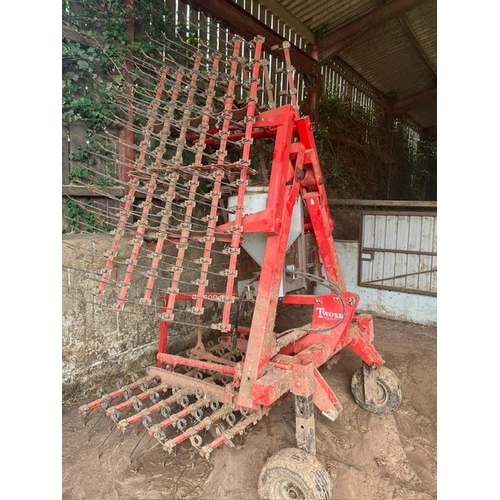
[279,481,304,500]
[372,381,389,406]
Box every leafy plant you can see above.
[68,166,92,183]
[66,199,82,227]
[314,92,435,200]
[96,176,118,187]
[65,198,109,233]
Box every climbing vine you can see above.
[62,0,178,232]
[314,92,436,200]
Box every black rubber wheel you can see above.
[351,366,402,415]
[258,447,333,500]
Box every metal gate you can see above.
[358,211,437,296]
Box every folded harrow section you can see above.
[83,38,300,462]
[95,36,268,326]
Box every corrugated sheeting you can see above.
[339,17,435,102]
[404,0,437,71]
[280,0,379,35]
[247,0,437,130]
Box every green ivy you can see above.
[66,198,112,233]
[315,92,435,200]
[68,166,92,182]
[66,199,82,227]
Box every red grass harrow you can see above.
[79,35,402,499]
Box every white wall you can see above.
[316,241,437,327]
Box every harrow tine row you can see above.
[192,42,237,316]
[220,36,264,332]
[79,375,156,416]
[78,340,271,462]
[163,403,235,454]
[200,407,268,459]
[105,382,171,423]
[161,50,209,322]
[149,398,210,441]
[95,65,170,302]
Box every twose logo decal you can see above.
[315,306,344,321]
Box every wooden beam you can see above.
[257,0,315,43]
[393,88,436,116]
[328,199,437,208]
[318,0,426,63]
[398,14,436,75]
[62,21,96,46]
[62,185,159,199]
[183,0,317,76]
[62,185,126,197]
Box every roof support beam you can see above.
[317,0,426,63]
[398,14,437,75]
[393,88,437,116]
[183,0,317,76]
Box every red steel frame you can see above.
[78,37,391,464]
[154,103,385,423]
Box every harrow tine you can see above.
[129,427,150,463]
[130,431,159,466]
[98,422,120,460]
[86,411,106,442]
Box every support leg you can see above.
[295,393,316,455]
[295,363,316,455]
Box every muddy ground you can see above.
[62,317,437,500]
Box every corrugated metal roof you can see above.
[261,0,437,131]
[281,0,379,35]
[340,17,435,101]
[404,0,437,71]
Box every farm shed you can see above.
[60,1,444,499]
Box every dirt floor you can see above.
[62,317,437,500]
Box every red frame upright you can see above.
[157,104,385,419]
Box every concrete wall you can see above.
[63,234,159,402]
[317,240,437,326]
[62,234,227,402]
